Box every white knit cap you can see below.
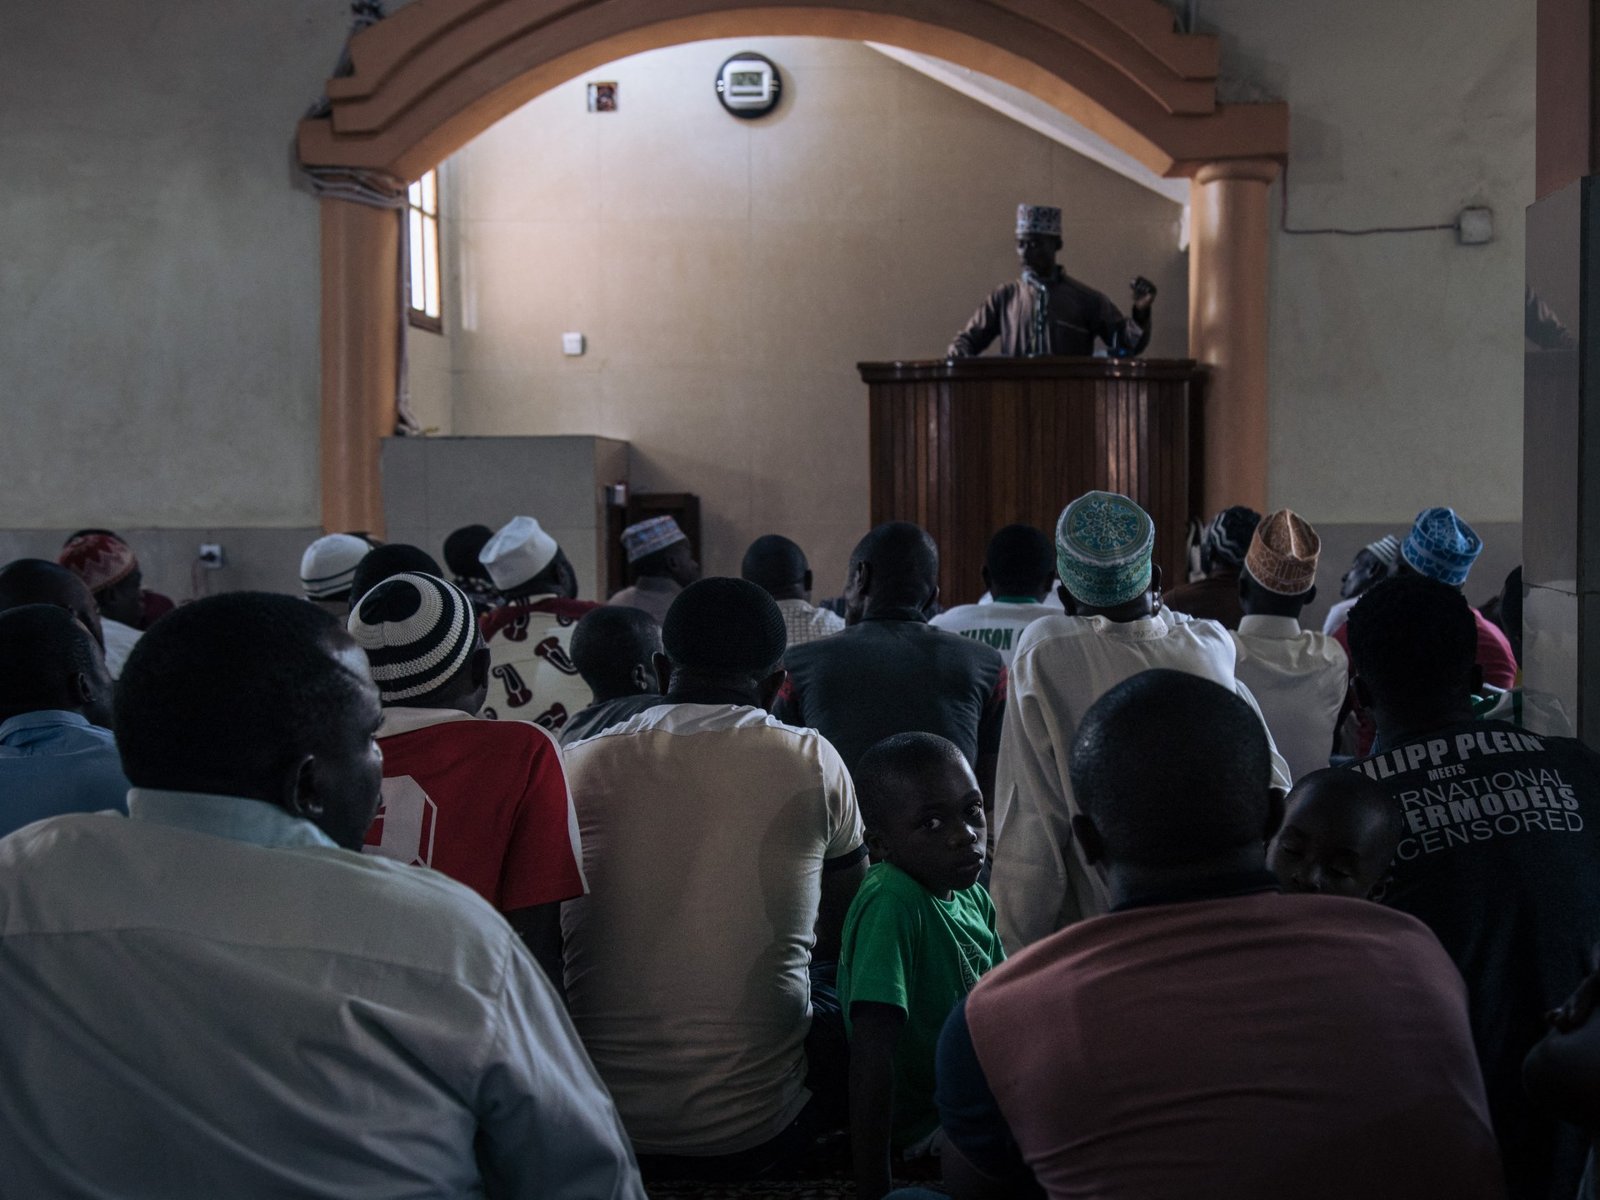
[347,572,477,702]
[300,533,371,600]
[480,516,561,592]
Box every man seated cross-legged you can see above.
[562,577,867,1180]
[349,572,587,991]
[929,669,1503,1200]
[0,591,641,1198]
[1349,574,1600,1200]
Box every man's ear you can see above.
[653,651,673,695]
[468,645,491,691]
[1069,812,1106,866]
[629,661,656,694]
[758,666,788,713]
[1264,787,1287,842]
[281,753,323,822]
[921,584,941,618]
[68,670,96,707]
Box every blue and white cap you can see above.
[1402,508,1482,587]
[1056,491,1155,608]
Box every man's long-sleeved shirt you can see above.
[0,788,644,1199]
[0,709,129,838]
[1229,614,1349,782]
[948,269,1148,358]
[990,608,1291,950]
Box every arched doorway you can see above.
[297,0,1287,531]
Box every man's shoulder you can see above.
[480,597,594,639]
[1,812,516,973]
[385,710,561,758]
[572,702,836,752]
[1055,271,1115,305]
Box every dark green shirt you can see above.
[839,862,1004,1147]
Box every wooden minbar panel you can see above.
[859,358,1205,609]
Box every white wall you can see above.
[0,1,344,530]
[0,1,1534,599]
[1202,0,1534,525]
[426,36,1188,589]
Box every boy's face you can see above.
[868,757,987,900]
[1268,783,1395,899]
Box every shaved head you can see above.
[0,558,103,647]
[1070,669,1273,868]
[847,522,939,618]
[0,604,113,725]
[742,535,811,600]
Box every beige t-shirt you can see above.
[561,703,864,1156]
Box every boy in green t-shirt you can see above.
[839,732,1005,1200]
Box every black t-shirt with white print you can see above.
[1357,720,1600,1200]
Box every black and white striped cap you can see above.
[347,572,477,702]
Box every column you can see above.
[319,196,400,536]
[1187,158,1278,516]
[1524,0,1600,743]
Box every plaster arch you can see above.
[298,0,1287,531]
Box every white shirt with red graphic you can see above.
[479,595,599,733]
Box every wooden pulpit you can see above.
[858,357,1205,608]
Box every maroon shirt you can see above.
[960,891,1503,1199]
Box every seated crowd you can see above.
[0,497,1596,1200]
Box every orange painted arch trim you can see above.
[297,0,1286,181]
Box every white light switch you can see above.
[562,332,586,356]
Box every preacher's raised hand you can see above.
[1130,275,1158,316]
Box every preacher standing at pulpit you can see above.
[947,204,1156,358]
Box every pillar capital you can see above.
[1194,158,1281,187]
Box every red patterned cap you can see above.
[59,534,137,594]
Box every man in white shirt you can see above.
[0,591,642,1199]
[990,491,1290,950]
[563,577,867,1180]
[931,523,1057,664]
[742,533,845,646]
[1231,510,1349,781]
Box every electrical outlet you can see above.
[562,332,586,356]
[198,543,225,569]
[1456,207,1493,245]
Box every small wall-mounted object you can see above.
[716,52,781,119]
[587,82,617,112]
[1456,206,1494,245]
[562,332,586,356]
[197,543,225,569]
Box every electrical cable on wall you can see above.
[1278,160,1459,237]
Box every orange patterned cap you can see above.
[1244,509,1320,596]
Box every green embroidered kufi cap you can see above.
[1055,491,1155,609]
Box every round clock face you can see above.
[716,52,782,119]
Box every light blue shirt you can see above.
[0,709,129,838]
[0,788,644,1199]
